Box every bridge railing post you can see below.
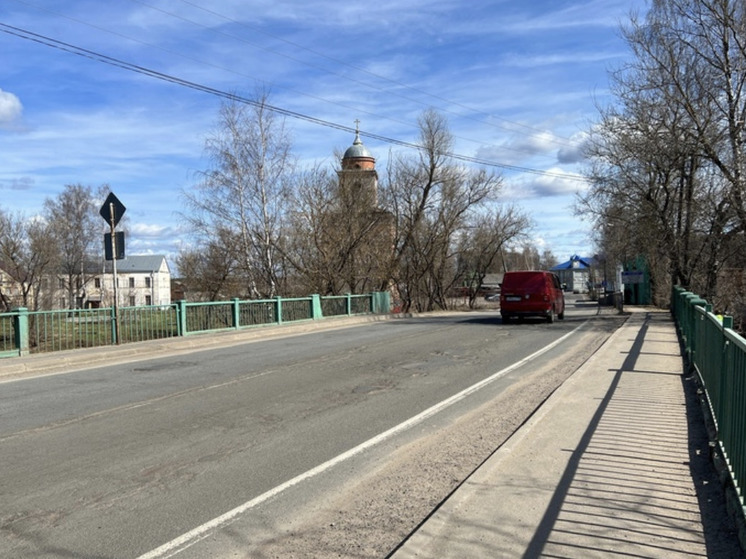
[275,296,283,325]
[14,307,29,356]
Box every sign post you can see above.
[99,192,126,344]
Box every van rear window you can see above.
[502,272,547,290]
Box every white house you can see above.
[551,255,596,293]
[86,255,172,308]
[0,255,172,311]
[0,264,25,311]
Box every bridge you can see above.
[0,291,743,557]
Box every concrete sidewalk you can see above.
[391,309,742,558]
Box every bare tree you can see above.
[0,210,57,311]
[456,206,530,308]
[185,90,294,298]
[176,228,241,301]
[381,109,503,312]
[44,184,100,309]
[283,156,394,296]
[539,249,559,270]
[585,0,746,305]
[629,0,746,229]
[578,106,709,303]
[277,165,339,295]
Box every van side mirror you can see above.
[561,283,567,290]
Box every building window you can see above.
[129,277,135,288]
[58,278,65,289]
[145,276,151,288]
[145,295,152,306]
[94,278,101,288]
[129,296,136,306]
[60,298,66,308]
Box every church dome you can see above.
[343,131,373,159]
[341,126,376,171]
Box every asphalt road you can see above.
[0,297,612,558]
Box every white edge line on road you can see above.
[137,321,587,559]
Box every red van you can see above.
[500,271,565,323]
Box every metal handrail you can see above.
[672,286,745,510]
[0,291,390,356]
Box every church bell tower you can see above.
[337,121,378,206]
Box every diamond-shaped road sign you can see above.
[99,192,126,227]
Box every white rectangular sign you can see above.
[622,271,645,284]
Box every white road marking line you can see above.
[138,322,587,559]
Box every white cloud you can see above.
[505,170,586,199]
[474,128,590,168]
[501,51,621,69]
[498,0,643,34]
[557,132,590,164]
[557,145,586,164]
[0,176,35,191]
[129,223,172,238]
[475,134,557,167]
[0,89,22,126]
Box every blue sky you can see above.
[0,0,648,270]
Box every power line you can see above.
[0,22,588,182]
[5,0,413,138]
[138,0,578,147]
[8,0,578,158]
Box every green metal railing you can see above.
[183,300,236,334]
[0,312,17,357]
[0,291,390,357]
[281,297,314,323]
[321,294,372,317]
[27,307,114,353]
[672,286,746,512]
[118,305,179,344]
[238,299,276,326]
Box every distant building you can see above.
[0,262,25,311]
[338,125,379,206]
[483,273,504,290]
[0,254,172,311]
[333,125,394,294]
[88,254,172,308]
[551,255,596,293]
